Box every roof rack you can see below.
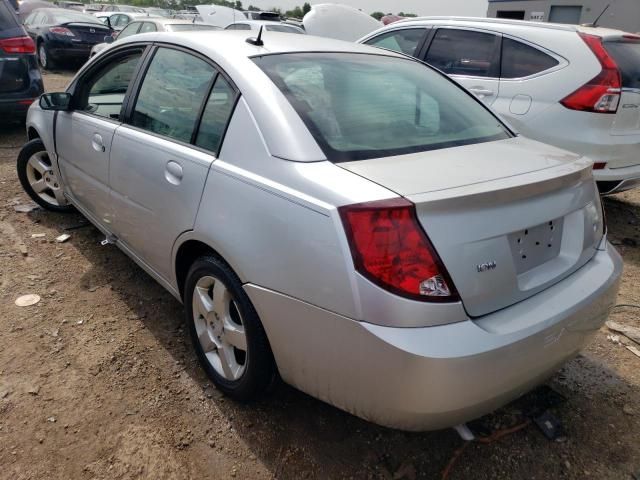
[395,16,580,33]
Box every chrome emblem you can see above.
[476,261,497,273]
[90,28,95,33]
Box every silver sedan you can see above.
[18,30,622,431]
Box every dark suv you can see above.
[0,0,44,121]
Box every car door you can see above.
[55,46,146,228]
[423,27,501,106]
[109,46,238,281]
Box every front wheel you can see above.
[17,139,73,212]
[184,256,275,401]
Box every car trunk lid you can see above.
[64,22,111,44]
[339,137,604,317]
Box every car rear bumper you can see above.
[245,242,622,431]
[593,163,640,194]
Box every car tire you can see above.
[184,255,275,401]
[17,139,74,213]
[37,41,56,70]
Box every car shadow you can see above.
[603,195,640,267]
[22,205,640,479]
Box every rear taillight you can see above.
[49,27,75,37]
[593,162,607,170]
[561,33,621,114]
[0,36,36,54]
[338,198,458,302]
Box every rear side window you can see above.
[131,48,216,143]
[118,22,141,39]
[605,40,640,89]
[255,53,510,162]
[365,28,427,56]
[195,76,237,154]
[138,22,157,33]
[425,28,499,78]
[501,38,559,78]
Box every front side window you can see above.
[365,28,427,56]
[113,14,130,28]
[255,53,510,162]
[131,48,216,143]
[425,28,499,78]
[501,38,559,78]
[195,75,237,154]
[117,22,141,39]
[77,50,143,119]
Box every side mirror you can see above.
[39,92,72,111]
[104,35,114,43]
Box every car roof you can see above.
[385,16,630,38]
[115,30,406,162]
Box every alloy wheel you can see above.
[38,45,47,69]
[192,275,247,381]
[25,152,65,207]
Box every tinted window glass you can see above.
[501,38,559,78]
[255,53,510,162]
[425,29,498,77]
[168,23,219,32]
[138,22,157,33]
[80,51,142,119]
[605,40,640,89]
[117,22,140,38]
[132,48,215,143]
[0,0,19,29]
[195,76,237,154]
[226,23,250,30]
[265,25,302,34]
[50,10,102,24]
[366,29,427,56]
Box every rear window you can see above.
[501,38,559,78]
[254,53,511,162]
[265,25,302,34]
[168,24,220,32]
[605,40,640,89]
[0,0,19,30]
[50,10,103,24]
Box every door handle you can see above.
[91,133,106,152]
[468,87,495,97]
[165,160,183,185]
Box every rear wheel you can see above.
[184,256,275,401]
[17,139,73,212]
[37,42,56,70]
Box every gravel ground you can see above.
[0,70,638,480]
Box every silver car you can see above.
[17,31,622,431]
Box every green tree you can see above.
[247,4,260,11]
[302,2,311,15]
[371,11,384,20]
[398,12,417,17]
[285,5,303,18]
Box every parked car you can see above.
[19,31,621,431]
[94,11,151,31]
[144,7,171,18]
[0,0,43,120]
[53,1,84,11]
[90,18,220,57]
[22,8,112,68]
[360,17,640,195]
[102,4,145,13]
[225,20,304,34]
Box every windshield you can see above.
[168,23,220,31]
[265,24,302,34]
[254,53,511,162]
[605,39,640,89]
[50,10,103,24]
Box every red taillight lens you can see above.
[593,162,607,170]
[561,33,621,114]
[49,27,75,37]
[0,36,36,54]
[339,198,458,302]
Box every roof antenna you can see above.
[583,3,610,27]
[246,25,264,46]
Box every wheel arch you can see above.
[174,235,246,301]
[27,127,40,141]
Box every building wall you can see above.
[487,0,640,33]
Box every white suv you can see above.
[360,18,640,195]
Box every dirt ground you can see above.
[0,70,639,480]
